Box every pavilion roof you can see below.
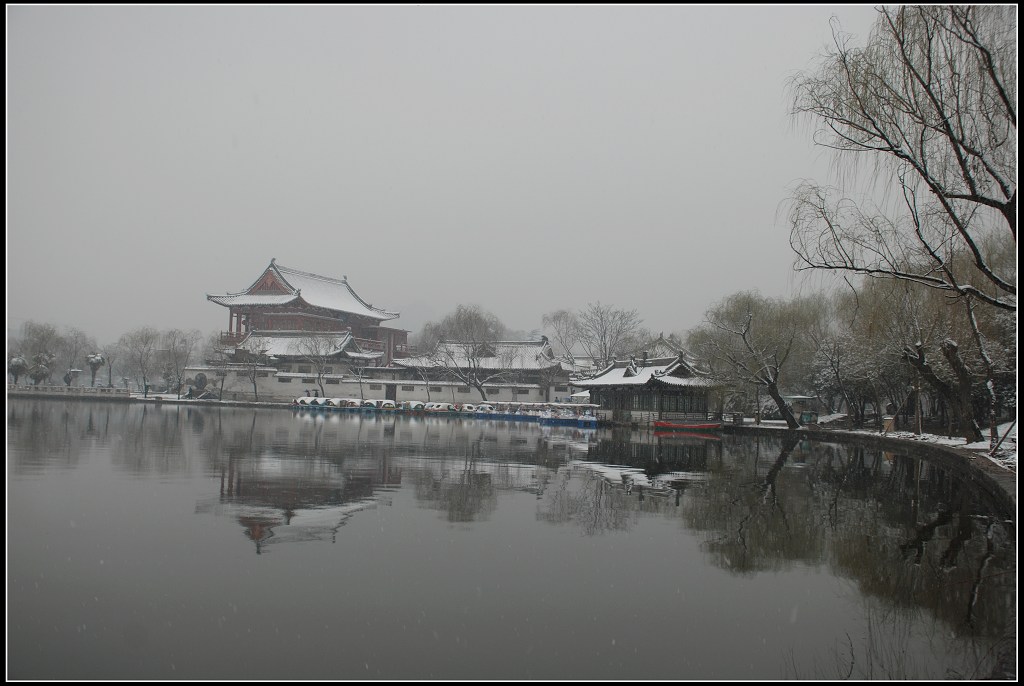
[572,354,718,388]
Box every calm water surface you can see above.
[7,399,1015,679]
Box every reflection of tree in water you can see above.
[684,433,1015,678]
[8,399,132,471]
[413,448,497,523]
[829,477,1014,641]
[537,466,637,535]
[685,434,825,573]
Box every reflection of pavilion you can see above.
[584,429,718,481]
[197,449,402,554]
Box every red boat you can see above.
[652,420,723,432]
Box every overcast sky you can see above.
[8,4,882,345]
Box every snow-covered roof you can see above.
[572,355,718,388]
[208,260,399,321]
[207,293,298,307]
[236,332,356,358]
[651,375,719,388]
[395,340,561,372]
[345,350,384,360]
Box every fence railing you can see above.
[8,384,132,398]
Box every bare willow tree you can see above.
[161,328,203,398]
[542,309,581,361]
[789,5,1016,444]
[414,304,518,401]
[59,327,94,386]
[789,5,1016,309]
[119,326,160,396]
[688,292,823,429]
[576,303,644,367]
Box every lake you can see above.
[7,399,1015,680]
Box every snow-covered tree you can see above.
[8,355,29,385]
[28,351,56,386]
[86,353,105,388]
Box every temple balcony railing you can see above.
[219,332,247,346]
[353,337,385,352]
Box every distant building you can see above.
[383,337,571,402]
[630,333,692,361]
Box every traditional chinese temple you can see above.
[207,259,408,364]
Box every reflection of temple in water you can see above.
[199,443,403,554]
[195,409,600,551]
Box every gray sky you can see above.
[7,4,881,345]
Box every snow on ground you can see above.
[810,415,1017,474]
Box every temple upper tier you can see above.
[208,259,407,363]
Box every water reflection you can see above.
[7,399,1015,680]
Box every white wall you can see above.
[183,366,555,404]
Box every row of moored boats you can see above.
[293,397,599,427]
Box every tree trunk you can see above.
[765,381,800,429]
[964,297,1000,448]
[903,342,982,443]
[939,340,984,443]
